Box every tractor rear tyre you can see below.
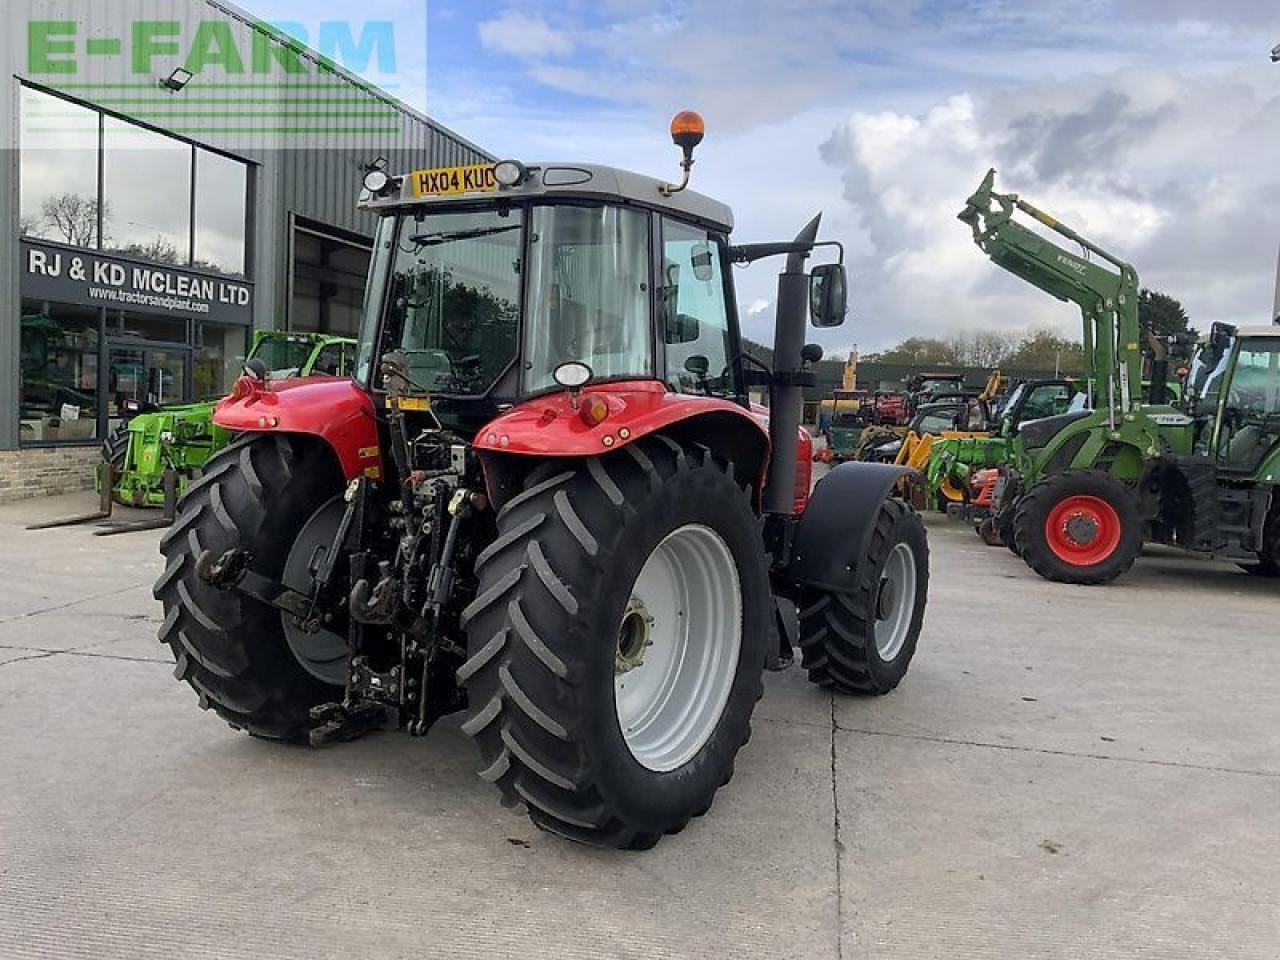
[153,434,347,741]
[1242,504,1279,577]
[798,498,929,695]
[458,438,771,849]
[1013,469,1142,585]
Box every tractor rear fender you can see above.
[212,376,382,481]
[778,461,915,595]
[474,381,778,513]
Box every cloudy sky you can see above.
[249,0,1280,356]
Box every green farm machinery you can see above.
[956,170,1280,583]
[30,331,355,535]
[101,331,356,509]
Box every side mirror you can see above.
[666,311,701,344]
[809,263,847,328]
[800,343,824,365]
[690,242,715,282]
[684,355,710,378]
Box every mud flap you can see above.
[777,461,914,595]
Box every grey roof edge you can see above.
[202,0,493,160]
[365,161,735,232]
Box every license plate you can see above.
[409,164,498,198]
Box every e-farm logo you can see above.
[23,15,413,137]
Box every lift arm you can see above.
[958,169,1143,423]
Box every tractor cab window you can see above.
[1193,347,1233,418]
[253,338,316,379]
[660,218,737,398]
[1020,383,1077,422]
[524,204,651,394]
[1219,338,1280,470]
[917,410,962,434]
[382,209,522,396]
[311,342,348,377]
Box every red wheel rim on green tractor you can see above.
[1044,494,1122,567]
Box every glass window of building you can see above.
[194,149,248,277]
[660,218,737,397]
[19,300,101,444]
[19,88,101,248]
[102,116,192,265]
[107,311,188,345]
[292,228,373,337]
[195,324,249,399]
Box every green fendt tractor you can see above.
[959,170,1280,584]
[103,331,355,507]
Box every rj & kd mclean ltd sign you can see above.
[20,239,254,324]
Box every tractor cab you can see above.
[990,379,1084,446]
[165,114,934,851]
[352,150,842,439]
[249,331,356,381]
[1190,325,1280,474]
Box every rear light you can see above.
[579,394,610,427]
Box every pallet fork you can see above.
[26,462,180,536]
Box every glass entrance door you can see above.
[106,342,191,430]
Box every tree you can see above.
[870,337,958,366]
[1139,288,1193,338]
[1007,329,1084,375]
[40,193,100,247]
[948,330,1017,368]
[122,236,183,265]
[18,215,37,236]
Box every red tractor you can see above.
[871,391,909,426]
[155,114,930,849]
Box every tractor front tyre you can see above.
[102,425,129,472]
[458,438,771,850]
[153,434,348,741]
[978,516,1003,547]
[798,499,929,696]
[996,509,1020,556]
[1013,469,1142,585]
[98,425,129,500]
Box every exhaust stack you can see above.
[763,214,822,517]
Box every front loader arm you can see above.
[959,169,1144,421]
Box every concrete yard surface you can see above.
[0,492,1277,959]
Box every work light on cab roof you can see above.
[662,109,705,196]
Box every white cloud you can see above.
[434,2,1280,354]
[478,13,573,59]
[822,69,1280,350]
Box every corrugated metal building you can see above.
[1,0,489,498]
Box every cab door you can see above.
[658,217,743,401]
[1216,338,1280,473]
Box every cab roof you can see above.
[1235,325,1280,339]
[361,161,734,233]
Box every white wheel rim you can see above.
[614,524,742,773]
[875,542,916,662]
